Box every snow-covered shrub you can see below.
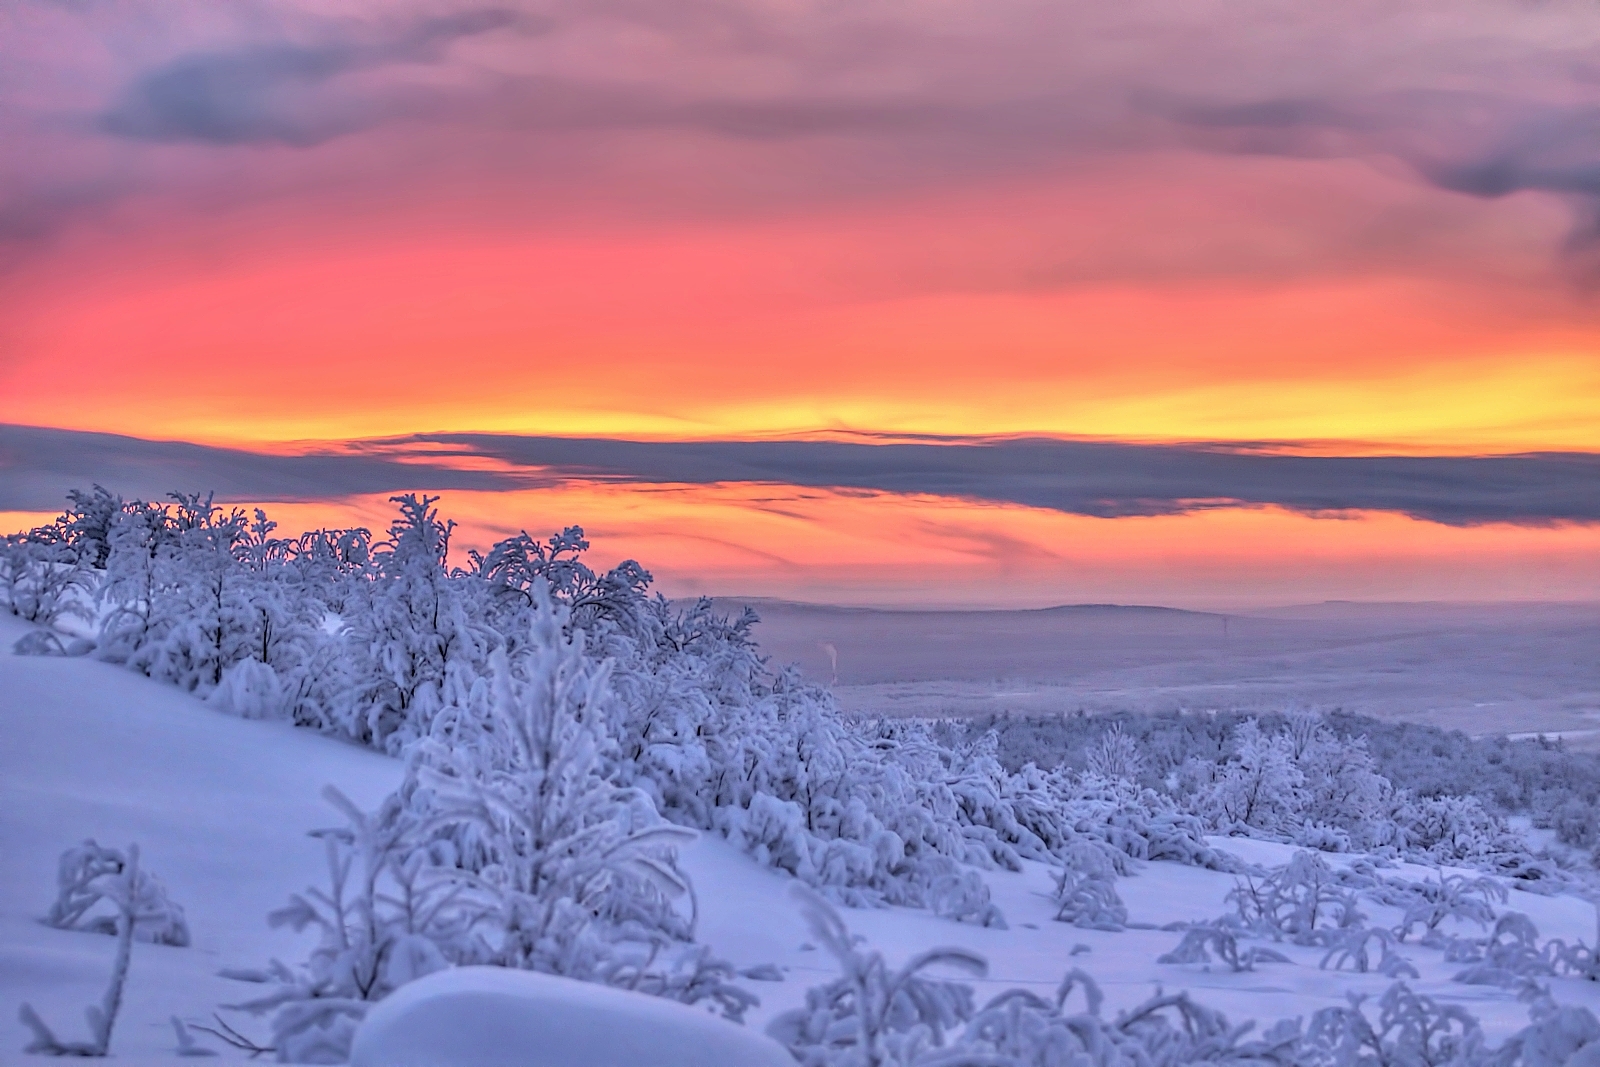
[1294,822,1354,853]
[1304,982,1487,1067]
[1550,797,1600,850]
[1383,793,1525,865]
[1451,912,1567,993]
[958,979,1307,1067]
[1429,907,1600,992]
[1319,928,1418,978]
[1053,841,1127,930]
[0,489,111,625]
[0,536,94,628]
[1184,718,1306,835]
[23,844,150,1057]
[120,494,254,693]
[231,786,477,1063]
[1158,921,1289,972]
[1086,722,1143,781]
[96,501,169,666]
[1496,996,1600,1067]
[774,890,1317,1067]
[403,588,755,1019]
[46,839,190,946]
[12,629,95,656]
[463,524,653,646]
[340,495,488,752]
[765,886,985,1067]
[926,867,1007,928]
[408,591,698,965]
[1229,851,1364,946]
[1393,870,1505,944]
[1287,713,1392,841]
[206,658,292,719]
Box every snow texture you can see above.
[347,966,793,1067]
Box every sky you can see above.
[2,0,1599,607]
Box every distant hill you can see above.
[700,597,1220,619]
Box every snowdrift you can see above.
[349,966,793,1067]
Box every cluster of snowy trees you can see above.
[2,490,1241,908]
[956,709,1598,867]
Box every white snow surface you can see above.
[349,965,793,1067]
[6,610,1600,1064]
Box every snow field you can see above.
[8,610,1600,1064]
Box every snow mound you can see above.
[348,966,793,1067]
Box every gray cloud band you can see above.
[3,425,1596,527]
[1154,90,1600,256]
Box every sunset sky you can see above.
[3,0,1599,606]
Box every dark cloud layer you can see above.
[0,425,562,511]
[1152,88,1600,258]
[4,425,1596,527]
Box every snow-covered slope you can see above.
[6,610,1600,1064]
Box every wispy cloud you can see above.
[98,10,522,146]
[1153,88,1600,267]
[6,0,1599,281]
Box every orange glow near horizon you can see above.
[7,487,1598,610]
[3,174,1599,453]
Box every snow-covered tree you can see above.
[1200,718,1307,833]
[342,495,487,750]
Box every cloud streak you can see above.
[4,425,1596,528]
[98,9,522,146]
[1154,88,1600,263]
[8,0,1600,280]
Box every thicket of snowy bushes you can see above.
[0,489,1243,903]
[1140,841,1600,1044]
[774,887,1600,1067]
[955,709,1600,866]
[9,487,1600,1064]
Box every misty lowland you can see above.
[3,489,1600,1066]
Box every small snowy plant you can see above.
[230,787,476,1064]
[1085,722,1143,781]
[1158,920,1290,972]
[765,886,985,1067]
[1393,870,1506,945]
[0,534,94,629]
[1053,841,1128,930]
[46,839,190,946]
[22,844,156,1057]
[1320,928,1419,978]
[1305,982,1490,1067]
[1230,851,1364,945]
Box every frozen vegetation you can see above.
[6,488,1600,1064]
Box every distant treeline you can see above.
[946,709,1600,849]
